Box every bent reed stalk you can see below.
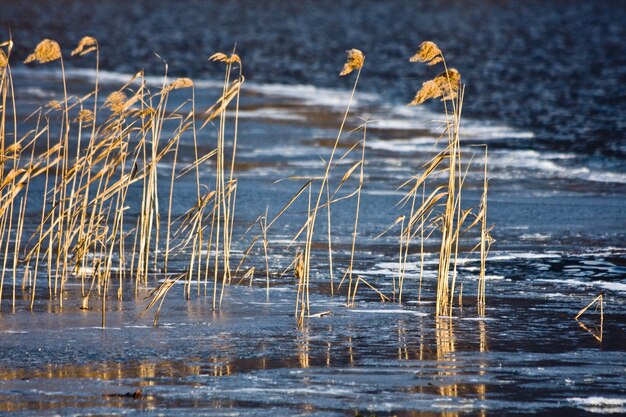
[0,38,492,327]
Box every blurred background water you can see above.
[3,0,626,159]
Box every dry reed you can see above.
[0,36,494,329]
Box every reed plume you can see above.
[71,36,98,56]
[340,49,365,76]
[24,39,62,64]
[409,41,443,66]
[104,91,127,114]
[77,109,94,123]
[409,69,461,106]
[404,41,481,317]
[164,77,194,93]
[209,52,241,64]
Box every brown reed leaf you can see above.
[0,167,26,189]
[4,143,21,155]
[403,186,448,232]
[201,77,244,127]
[338,161,362,188]
[408,68,461,105]
[133,107,156,118]
[294,250,304,280]
[0,40,13,51]
[4,142,22,159]
[340,49,365,76]
[71,36,97,56]
[24,39,62,64]
[409,41,443,66]
[398,151,448,200]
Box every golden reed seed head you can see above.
[340,49,365,76]
[436,68,461,100]
[409,41,443,66]
[164,77,194,93]
[104,91,127,113]
[209,52,241,64]
[24,39,62,64]
[71,36,98,56]
[77,109,94,123]
[0,49,7,69]
[47,100,63,111]
[408,68,461,106]
[409,80,440,106]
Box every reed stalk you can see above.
[301,49,364,315]
[347,122,368,305]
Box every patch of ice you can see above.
[536,278,626,294]
[569,397,626,414]
[238,108,306,121]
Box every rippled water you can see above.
[1,1,625,416]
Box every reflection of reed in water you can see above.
[0,360,202,382]
[325,325,333,367]
[397,319,409,360]
[208,356,232,377]
[297,327,310,369]
[347,331,355,366]
[477,320,488,415]
[435,317,458,399]
[575,294,603,342]
[436,319,490,415]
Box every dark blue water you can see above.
[0,1,625,416]
[3,0,626,157]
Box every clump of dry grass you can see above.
[398,41,491,317]
[2,36,494,328]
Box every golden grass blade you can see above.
[177,149,218,179]
[355,276,390,302]
[575,294,603,320]
[267,180,313,229]
[201,77,244,127]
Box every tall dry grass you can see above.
[0,37,492,327]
